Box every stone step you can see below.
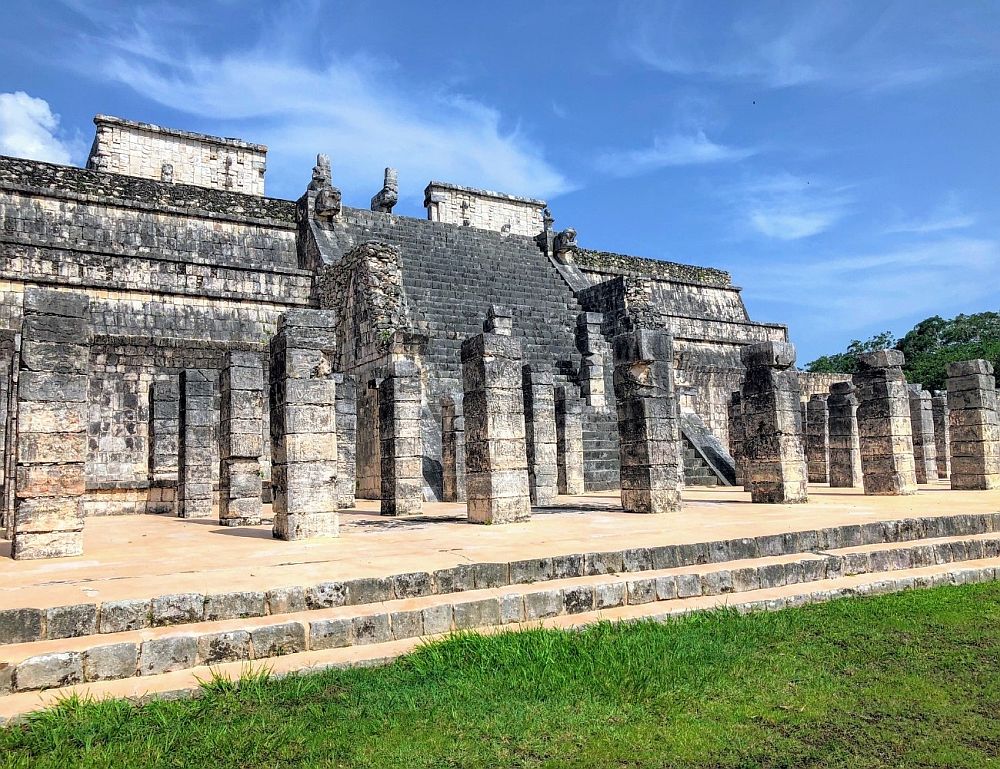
[2,556,997,724]
[3,512,997,651]
[3,532,999,695]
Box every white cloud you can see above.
[70,8,570,203]
[596,130,755,176]
[0,92,76,165]
[730,172,852,240]
[884,195,976,235]
[744,237,1000,331]
[619,1,984,92]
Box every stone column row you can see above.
[907,385,938,484]
[827,381,863,488]
[219,351,264,527]
[461,306,531,524]
[612,329,682,514]
[522,366,558,506]
[378,360,423,516]
[854,350,917,496]
[269,310,340,540]
[441,392,466,503]
[740,342,808,504]
[11,288,92,560]
[805,394,829,484]
[946,359,1000,490]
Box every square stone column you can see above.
[441,392,466,503]
[805,394,830,484]
[148,374,180,514]
[740,341,808,504]
[576,312,607,411]
[333,373,357,508]
[931,390,950,479]
[853,350,917,496]
[522,365,558,506]
[554,386,586,495]
[378,359,423,516]
[612,329,682,514]
[907,385,938,484]
[270,310,339,540]
[178,369,219,519]
[461,306,531,524]
[11,288,91,559]
[727,391,746,488]
[946,359,1000,490]
[219,351,264,526]
[827,381,863,488]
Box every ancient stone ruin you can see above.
[0,114,994,563]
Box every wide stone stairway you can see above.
[3,510,999,722]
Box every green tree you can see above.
[806,332,896,374]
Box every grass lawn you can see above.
[2,582,999,768]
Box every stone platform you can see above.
[2,483,1000,722]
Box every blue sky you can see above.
[1,0,998,364]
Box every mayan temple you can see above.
[0,115,998,715]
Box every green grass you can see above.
[3,583,1000,768]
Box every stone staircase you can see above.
[2,511,999,721]
[682,435,719,486]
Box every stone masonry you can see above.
[10,288,91,559]
[612,329,682,514]
[219,351,264,526]
[461,306,531,524]
[178,369,219,519]
[576,313,607,411]
[378,360,424,516]
[522,365,558,506]
[727,392,746,488]
[932,391,951,480]
[555,386,586,496]
[946,359,1000,490]
[148,374,180,514]
[853,350,917,496]
[270,310,339,539]
[805,394,830,484]
[441,392,466,503]
[739,341,808,504]
[827,381,863,488]
[333,373,357,509]
[907,385,938,484]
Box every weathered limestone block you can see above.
[148,374,180,514]
[576,312,607,411]
[333,373,357,508]
[11,288,91,560]
[219,351,263,526]
[378,360,423,516]
[907,385,938,484]
[727,391,746,488]
[806,394,830,484]
[931,391,951,479]
[461,306,531,524]
[854,350,917,496]
[739,341,808,504]
[555,386,585,495]
[522,366,558,506]
[441,392,466,503]
[178,369,219,519]
[612,329,682,514]
[946,359,1000,490]
[827,381,863,488]
[270,310,339,539]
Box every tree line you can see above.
[806,311,1000,391]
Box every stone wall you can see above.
[87,115,267,195]
[423,181,545,236]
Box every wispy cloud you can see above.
[0,91,80,165]
[728,173,853,240]
[64,3,571,202]
[745,237,1000,332]
[619,1,985,92]
[596,130,755,177]
[884,194,976,235]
